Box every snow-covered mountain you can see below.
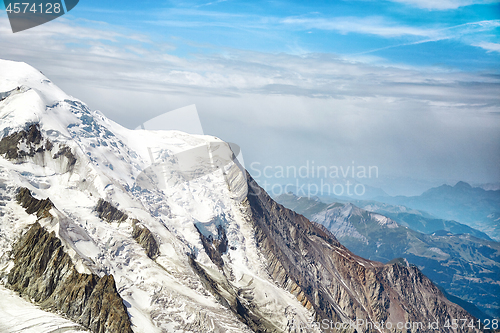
[0,59,480,332]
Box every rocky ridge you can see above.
[7,188,133,333]
[246,174,479,332]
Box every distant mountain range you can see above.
[373,181,500,241]
[276,193,500,319]
[342,200,492,241]
[280,193,492,241]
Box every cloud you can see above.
[473,41,500,53]
[282,16,432,37]
[1,17,498,104]
[196,0,229,8]
[282,16,500,40]
[0,16,499,185]
[388,0,500,10]
[442,19,500,37]
[282,16,500,57]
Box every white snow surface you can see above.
[0,60,319,332]
[0,285,89,333]
[372,213,399,228]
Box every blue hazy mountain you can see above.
[373,181,500,241]
[338,199,493,241]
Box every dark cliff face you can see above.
[245,173,477,333]
[0,124,76,169]
[97,204,160,260]
[53,145,77,167]
[0,124,43,159]
[95,199,128,223]
[16,187,54,218]
[131,219,160,259]
[7,222,133,333]
[8,188,133,333]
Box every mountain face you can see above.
[246,178,481,332]
[0,59,482,333]
[374,181,500,241]
[276,193,500,320]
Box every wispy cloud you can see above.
[439,19,500,36]
[196,0,229,8]
[283,16,500,57]
[283,16,500,39]
[282,16,432,37]
[473,41,500,53]
[389,0,500,10]
[1,17,497,104]
[352,20,500,55]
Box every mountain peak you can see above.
[454,181,472,189]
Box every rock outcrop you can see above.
[95,199,128,223]
[194,223,228,270]
[131,219,159,259]
[16,187,54,218]
[7,187,133,333]
[0,124,76,170]
[7,222,133,333]
[53,145,77,168]
[0,124,44,160]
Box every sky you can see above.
[0,0,499,195]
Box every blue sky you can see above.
[3,0,498,68]
[49,0,500,68]
[1,0,500,194]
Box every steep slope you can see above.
[276,194,500,319]
[9,189,133,333]
[0,59,483,332]
[246,177,480,332]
